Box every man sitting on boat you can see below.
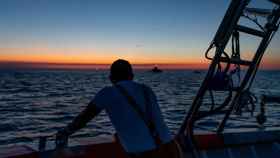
[56,59,182,158]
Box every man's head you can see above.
[110,59,134,84]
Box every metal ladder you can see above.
[178,0,280,157]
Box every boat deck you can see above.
[1,128,280,158]
[194,142,280,158]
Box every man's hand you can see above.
[54,102,101,149]
[55,129,69,149]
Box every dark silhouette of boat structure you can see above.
[1,0,280,157]
[151,66,162,73]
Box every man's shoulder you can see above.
[97,81,153,95]
[139,83,153,93]
[92,86,116,107]
[97,86,115,95]
[126,81,148,88]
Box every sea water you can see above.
[0,69,280,147]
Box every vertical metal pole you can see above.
[39,136,47,151]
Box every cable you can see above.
[243,13,266,31]
[205,42,215,60]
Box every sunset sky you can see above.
[0,0,280,69]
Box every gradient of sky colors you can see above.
[0,0,279,69]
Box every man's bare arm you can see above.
[63,102,101,136]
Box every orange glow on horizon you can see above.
[0,47,114,64]
[0,47,279,70]
[260,56,280,70]
[0,47,207,66]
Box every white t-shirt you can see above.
[91,80,172,153]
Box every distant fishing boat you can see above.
[1,0,280,158]
[151,66,162,73]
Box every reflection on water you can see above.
[0,69,280,146]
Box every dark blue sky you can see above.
[0,0,279,66]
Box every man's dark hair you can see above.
[110,59,134,83]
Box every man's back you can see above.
[55,59,181,157]
[92,80,172,153]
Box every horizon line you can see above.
[0,60,280,70]
[0,60,208,70]
[0,60,205,65]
